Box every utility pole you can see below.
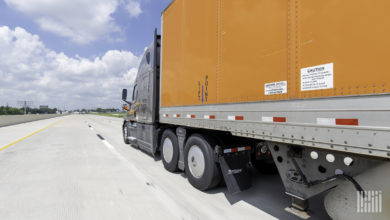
[17,101,33,115]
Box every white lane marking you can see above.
[88,119,227,220]
[100,139,194,220]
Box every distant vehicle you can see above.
[122,0,390,219]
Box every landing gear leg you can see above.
[285,197,310,219]
[292,197,308,211]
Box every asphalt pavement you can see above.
[0,115,331,220]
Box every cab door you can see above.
[137,49,153,124]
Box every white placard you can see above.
[265,81,287,95]
[301,63,334,91]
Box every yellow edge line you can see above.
[0,118,65,151]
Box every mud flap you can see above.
[219,155,251,194]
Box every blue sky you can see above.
[0,0,170,57]
[0,0,172,110]
[0,0,171,57]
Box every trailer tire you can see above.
[123,122,130,144]
[184,134,221,191]
[161,129,179,172]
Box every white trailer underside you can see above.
[160,94,390,159]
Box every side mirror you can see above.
[122,89,127,101]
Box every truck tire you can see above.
[123,122,130,144]
[184,134,221,191]
[161,129,179,172]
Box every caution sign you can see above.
[265,81,287,95]
[301,63,334,91]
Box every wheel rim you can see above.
[187,145,205,179]
[162,138,174,163]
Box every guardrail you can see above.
[0,114,63,127]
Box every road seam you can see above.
[0,119,65,151]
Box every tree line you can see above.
[0,106,58,115]
[0,106,24,115]
[72,108,119,113]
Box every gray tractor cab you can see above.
[121,29,161,154]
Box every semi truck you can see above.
[121,0,390,219]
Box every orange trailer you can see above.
[161,0,390,107]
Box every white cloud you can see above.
[125,1,142,18]
[3,0,143,44]
[0,26,140,109]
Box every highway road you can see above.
[0,115,331,220]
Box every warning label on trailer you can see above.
[301,63,334,91]
[265,81,287,95]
